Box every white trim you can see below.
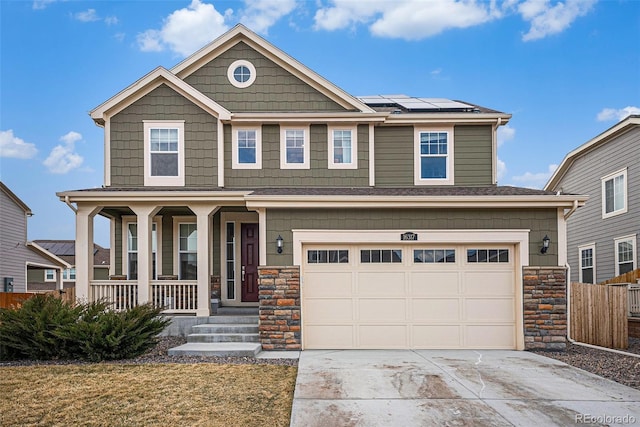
[122,216,162,279]
[578,243,596,284]
[44,269,56,282]
[232,126,262,169]
[173,216,197,280]
[280,125,310,169]
[556,208,568,266]
[217,119,225,187]
[227,59,256,88]
[368,124,375,186]
[327,125,358,169]
[414,126,455,186]
[143,121,185,187]
[614,234,637,276]
[601,168,628,219]
[104,119,111,186]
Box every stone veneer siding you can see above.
[257,266,301,350]
[523,267,568,350]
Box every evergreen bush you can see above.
[0,295,170,361]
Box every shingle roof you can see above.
[33,240,110,266]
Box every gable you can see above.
[183,41,350,113]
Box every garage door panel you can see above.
[359,298,406,322]
[412,298,460,321]
[465,298,515,322]
[465,325,515,348]
[412,325,462,348]
[305,299,353,322]
[359,325,407,348]
[357,272,405,296]
[409,272,460,296]
[304,272,353,297]
[463,271,514,296]
[305,325,354,349]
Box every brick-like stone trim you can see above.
[258,266,301,350]
[523,267,567,351]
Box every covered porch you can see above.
[59,189,264,316]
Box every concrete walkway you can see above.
[290,350,640,427]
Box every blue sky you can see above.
[1,0,639,248]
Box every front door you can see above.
[241,223,259,302]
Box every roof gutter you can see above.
[63,195,78,214]
[563,199,579,220]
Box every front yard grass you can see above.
[0,363,297,427]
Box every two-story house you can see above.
[58,25,586,351]
[545,115,639,284]
[1,182,69,293]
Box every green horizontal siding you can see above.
[374,126,414,187]
[266,208,558,266]
[454,125,493,186]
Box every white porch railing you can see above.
[90,280,198,314]
[91,280,138,311]
[151,280,198,314]
[629,285,640,317]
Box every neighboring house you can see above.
[0,182,69,292]
[545,115,639,284]
[57,25,587,351]
[27,240,110,292]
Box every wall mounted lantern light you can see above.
[276,235,283,254]
[540,235,550,254]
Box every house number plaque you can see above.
[401,232,418,241]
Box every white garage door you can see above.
[302,244,516,349]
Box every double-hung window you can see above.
[126,222,158,280]
[281,126,310,169]
[143,121,185,186]
[601,168,627,218]
[615,235,636,276]
[232,127,261,169]
[415,127,454,185]
[179,223,197,280]
[45,270,55,281]
[578,244,595,284]
[328,126,357,169]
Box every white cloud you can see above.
[313,0,594,41]
[240,0,297,34]
[137,0,231,57]
[314,0,499,40]
[512,163,558,189]
[74,9,100,22]
[32,0,56,10]
[43,131,84,174]
[497,157,507,181]
[519,0,596,41]
[497,125,516,147]
[596,106,640,122]
[0,130,38,159]
[105,16,119,26]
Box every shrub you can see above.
[0,295,170,362]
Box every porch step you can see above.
[188,333,259,343]
[167,342,262,358]
[203,315,259,324]
[192,323,258,334]
[217,306,259,315]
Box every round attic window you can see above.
[227,60,256,88]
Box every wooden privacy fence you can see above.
[0,289,76,309]
[570,282,628,349]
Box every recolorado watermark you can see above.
[576,414,637,424]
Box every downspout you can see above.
[563,200,640,358]
[64,195,78,213]
[492,118,502,185]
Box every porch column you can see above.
[190,204,219,316]
[75,204,101,301]
[130,204,161,305]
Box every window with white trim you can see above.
[579,244,595,284]
[280,126,310,169]
[45,269,55,281]
[143,121,185,186]
[307,249,349,264]
[227,60,256,88]
[467,249,509,263]
[126,222,158,280]
[360,249,402,263]
[179,223,197,280]
[414,249,456,263]
[62,268,76,281]
[232,127,261,169]
[615,235,636,276]
[415,127,454,185]
[328,126,357,169]
[601,168,627,218]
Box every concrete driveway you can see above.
[290,350,640,427]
